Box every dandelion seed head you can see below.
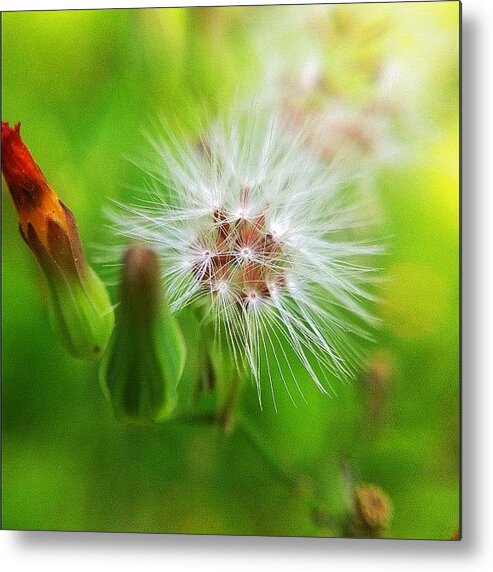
[108,107,382,405]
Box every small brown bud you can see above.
[450,529,461,541]
[360,349,396,434]
[353,483,393,537]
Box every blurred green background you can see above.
[2,3,459,538]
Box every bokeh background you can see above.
[2,3,459,538]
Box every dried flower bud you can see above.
[352,483,393,537]
[1,121,114,359]
[360,349,396,434]
[450,529,461,541]
[99,246,186,424]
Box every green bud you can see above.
[99,246,186,424]
[33,222,115,361]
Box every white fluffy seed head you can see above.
[108,106,382,408]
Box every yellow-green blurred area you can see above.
[2,3,459,538]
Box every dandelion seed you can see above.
[108,108,382,405]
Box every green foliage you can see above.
[2,4,459,538]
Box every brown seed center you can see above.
[192,208,286,304]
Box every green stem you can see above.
[166,410,337,531]
[235,413,300,490]
[168,413,217,427]
[168,411,300,490]
[234,415,340,532]
[169,407,306,492]
[217,371,245,431]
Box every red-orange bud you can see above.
[2,121,114,359]
[1,121,88,279]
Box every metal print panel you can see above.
[1,1,460,539]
